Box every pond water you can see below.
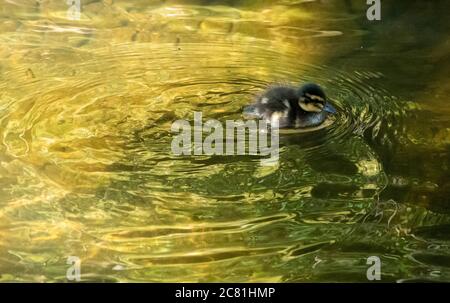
[0,0,449,282]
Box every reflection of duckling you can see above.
[243,83,337,128]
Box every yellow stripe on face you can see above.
[299,95,324,112]
[301,103,323,112]
[305,93,325,102]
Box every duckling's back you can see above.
[243,86,299,127]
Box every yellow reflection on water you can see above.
[0,0,449,282]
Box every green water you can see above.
[0,0,449,282]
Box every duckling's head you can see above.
[297,83,336,114]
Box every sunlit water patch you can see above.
[0,0,449,282]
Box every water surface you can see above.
[0,0,449,282]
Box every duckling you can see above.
[243,83,337,128]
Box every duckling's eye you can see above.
[300,96,311,104]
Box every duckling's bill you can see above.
[324,102,337,114]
